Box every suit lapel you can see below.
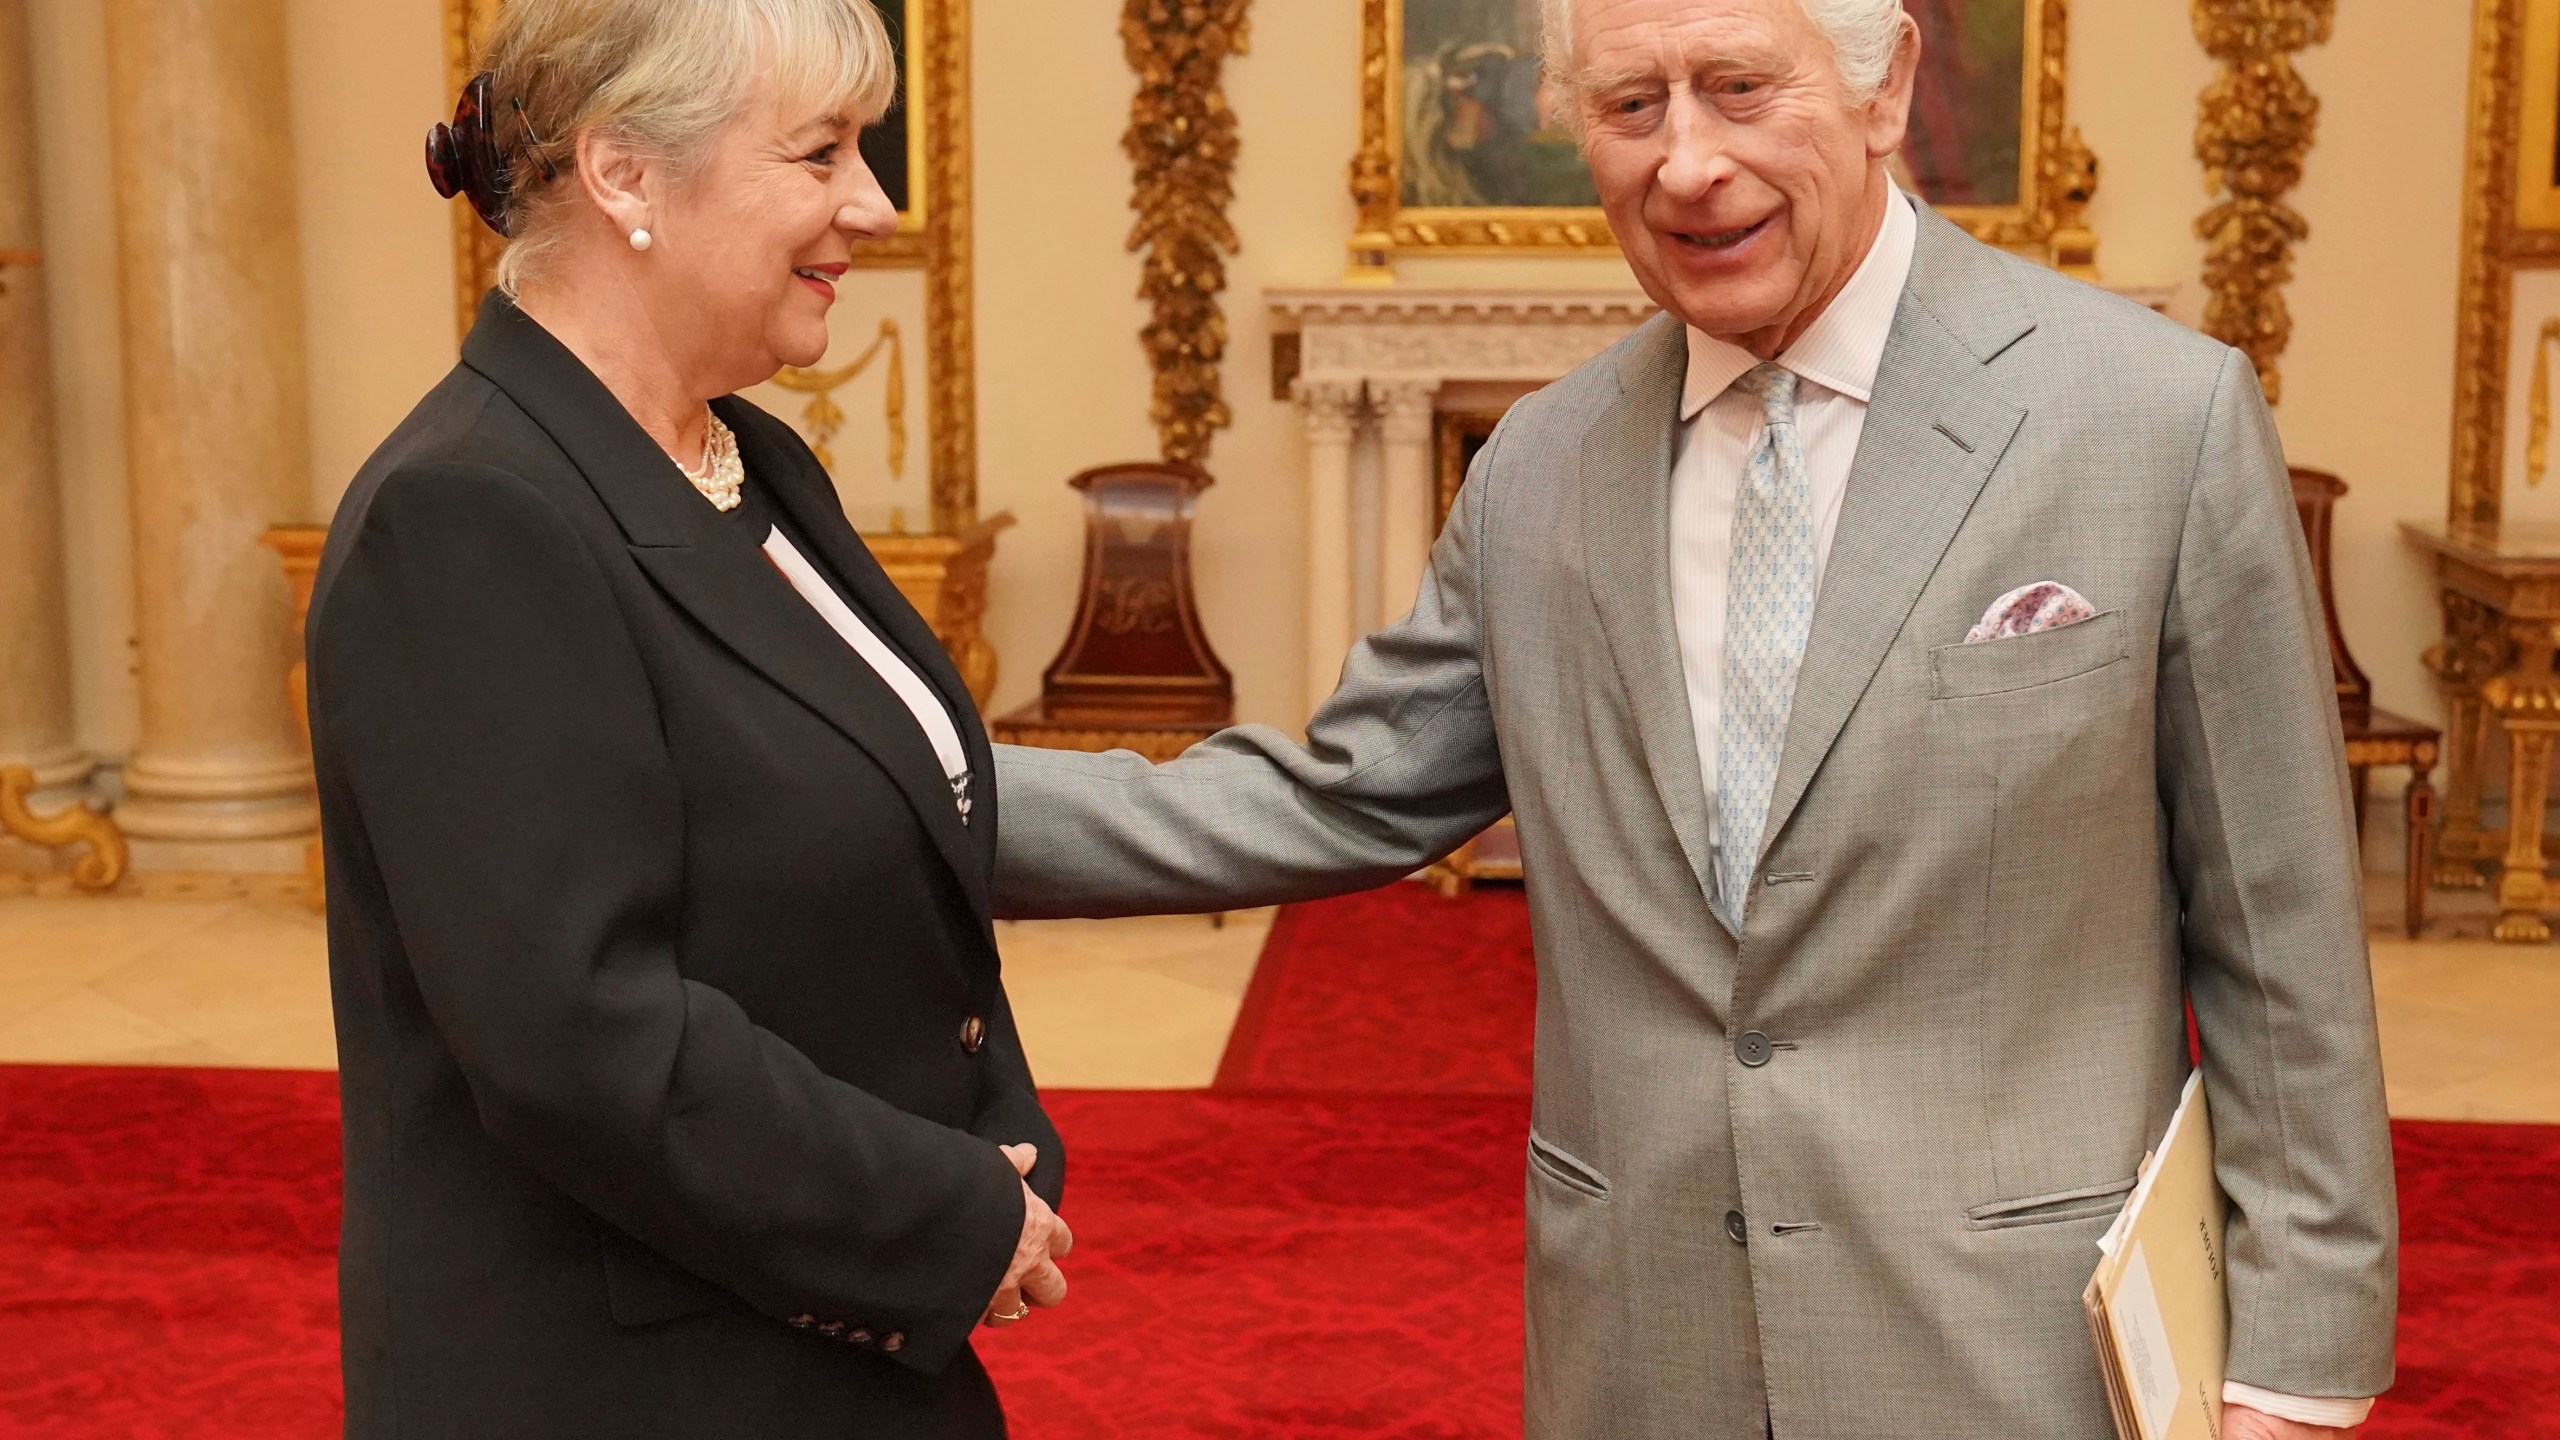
[728,402,1001,878]
[1753,210,2033,861]
[459,296,990,922]
[1581,314,1723,912]
[627,541,992,924]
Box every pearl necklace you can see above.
[680,412,745,512]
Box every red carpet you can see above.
[1215,883,1536,1095]
[0,1066,342,1439]
[1,885,2554,1437]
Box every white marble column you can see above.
[1373,379,1439,629]
[1294,379,1364,720]
[104,0,317,865]
[0,0,91,814]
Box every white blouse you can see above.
[759,526,974,822]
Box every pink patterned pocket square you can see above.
[1965,582,2096,644]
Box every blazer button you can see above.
[1735,1030,1775,1067]
[817,1321,844,1338]
[960,1015,987,1054]
[1725,1210,1748,1244]
[788,1314,816,1329]
[882,1332,906,1353]
[848,1328,873,1346]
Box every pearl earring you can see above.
[628,228,653,252]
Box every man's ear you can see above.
[1863,13,1922,161]
[576,129,656,239]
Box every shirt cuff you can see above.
[2223,1381,2375,1429]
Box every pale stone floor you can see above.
[0,875,2553,1119]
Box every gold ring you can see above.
[991,1302,1032,1322]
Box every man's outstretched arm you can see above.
[993,424,1517,920]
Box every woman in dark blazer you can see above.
[307,2,1065,1435]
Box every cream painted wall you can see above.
[28,0,2481,760]
[286,0,457,514]
[2282,0,2473,729]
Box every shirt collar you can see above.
[1679,185,1920,421]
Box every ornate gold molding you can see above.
[442,0,980,532]
[0,766,127,893]
[2453,0,2531,526]
[915,0,978,531]
[2192,0,2334,406]
[1122,0,1250,465]
[1349,0,2094,274]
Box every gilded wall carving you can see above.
[2448,0,2560,526]
[0,767,127,892]
[2192,0,2335,405]
[1122,0,1251,465]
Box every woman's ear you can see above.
[576,129,656,240]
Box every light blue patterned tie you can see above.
[1716,363,1813,924]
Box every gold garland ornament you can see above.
[771,318,907,482]
[1121,0,1250,466]
[0,766,128,892]
[2529,317,2560,488]
[2192,0,2335,406]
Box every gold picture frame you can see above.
[1347,0,2097,277]
[442,0,979,530]
[2451,0,2560,526]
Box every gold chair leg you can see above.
[2404,768,2435,940]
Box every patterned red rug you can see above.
[1216,883,1536,1095]
[0,886,2553,1438]
[0,1066,1523,1440]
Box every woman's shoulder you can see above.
[336,364,587,532]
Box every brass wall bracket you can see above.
[1122,0,1250,465]
[0,766,128,892]
[2192,0,2336,405]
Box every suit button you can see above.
[960,1016,987,1054]
[1735,1030,1775,1067]
[788,1314,816,1329]
[817,1321,844,1338]
[1725,1210,1748,1244]
[882,1332,905,1353]
[849,1328,873,1346]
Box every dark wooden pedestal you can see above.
[993,462,1233,765]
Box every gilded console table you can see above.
[2405,520,2560,941]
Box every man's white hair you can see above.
[1539,0,1908,110]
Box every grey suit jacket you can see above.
[992,205,2397,1439]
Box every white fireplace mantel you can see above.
[1267,286,1659,716]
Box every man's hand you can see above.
[2225,1404,2358,1440]
[981,1143,1072,1327]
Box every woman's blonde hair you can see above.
[480,0,900,294]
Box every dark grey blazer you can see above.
[992,204,2395,1439]
[310,294,1059,1439]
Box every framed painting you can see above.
[1347,0,2096,274]
[442,0,979,532]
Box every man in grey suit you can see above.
[992,0,2397,1435]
